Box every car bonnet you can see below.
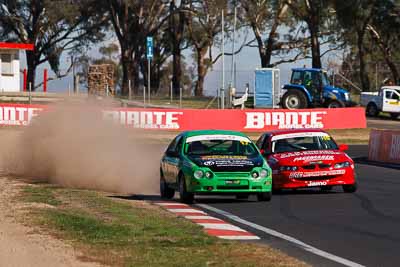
[272,150,350,166]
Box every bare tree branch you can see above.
[212,35,254,64]
[34,60,74,89]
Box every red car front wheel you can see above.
[343,183,357,193]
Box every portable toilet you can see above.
[254,68,280,108]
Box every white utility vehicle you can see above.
[361,86,400,119]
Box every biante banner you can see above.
[0,104,366,131]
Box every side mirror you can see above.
[338,144,348,151]
[260,149,270,156]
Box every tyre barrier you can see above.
[368,129,400,164]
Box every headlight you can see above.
[279,166,298,171]
[251,171,259,178]
[194,170,204,179]
[205,171,213,179]
[260,169,269,178]
[334,161,350,169]
[344,93,350,101]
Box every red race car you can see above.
[256,129,357,193]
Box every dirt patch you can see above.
[0,101,162,195]
[0,176,102,267]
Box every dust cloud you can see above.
[0,100,163,195]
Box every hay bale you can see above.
[87,64,115,96]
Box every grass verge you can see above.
[326,128,371,144]
[19,183,308,267]
[120,96,219,109]
[136,128,371,146]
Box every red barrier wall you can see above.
[0,104,47,126]
[105,107,366,131]
[0,104,367,131]
[369,129,400,164]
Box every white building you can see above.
[0,42,34,92]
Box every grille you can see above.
[215,172,249,178]
[302,165,316,170]
[217,185,250,190]
[318,163,331,169]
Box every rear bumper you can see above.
[273,169,356,189]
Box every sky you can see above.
[17,29,343,96]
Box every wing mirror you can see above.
[260,149,271,156]
[338,144,348,151]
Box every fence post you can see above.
[128,80,132,100]
[23,69,27,92]
[43,69,47,93]
[217,89,220,109]
[220,88,225,109]
[28,82,32,104]
[180,87,182,108]
[227,84,232,108]
[143,86,146,107]
[375,63,378,90]
[170,80,173,103]
[75,75,80,95]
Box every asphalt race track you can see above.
[149,118,399,267]
[193,145,400,267]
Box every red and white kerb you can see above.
[154,202,260,240]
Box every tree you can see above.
[99,43,119,61]
[0,0,106,90]
[188,0,229,96]
[159,58,193,96]
[169,0,191,95]
[284,0,332,69]
[366,0,400,84]
[333,0,377,91]
[140,27,171,94]
[105,0,169,95]
[241,0,311,67]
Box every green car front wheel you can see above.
[257,192,272,202]
[179,175,194,204]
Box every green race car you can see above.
[160,130,272,203]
